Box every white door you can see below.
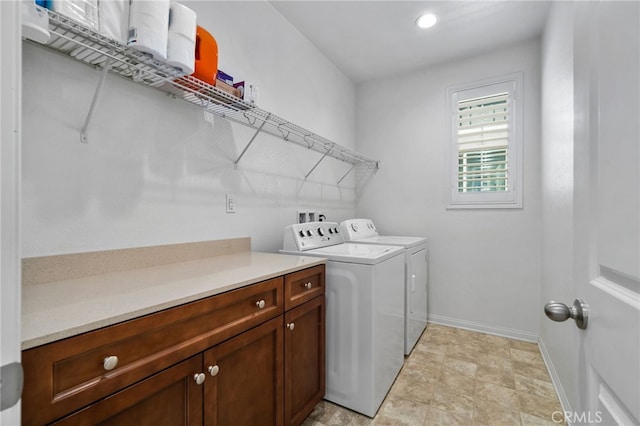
[572,2,639,424]
[0,1,23,424]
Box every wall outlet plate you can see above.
[226,194,236,213]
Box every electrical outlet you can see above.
[226,194,236,213]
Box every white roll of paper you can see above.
[127,0,170,61]
[166,2,196,74]
[99,0,130,45]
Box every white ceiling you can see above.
[270,1,552,83]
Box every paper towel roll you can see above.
[128,0,170,61]
[167,33,195,74]
[168,2,196,40]
[50,0,99,32]
[99,0,130,45]
[166,3,196,74]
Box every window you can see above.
[447,73,523,208]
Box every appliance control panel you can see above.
[340,218,379,241]
[283,222,344,251]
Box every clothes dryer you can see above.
[340,218,428,355]
[281,222,405,417]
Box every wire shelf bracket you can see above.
[80,56,112,143]
[234,113,271,169]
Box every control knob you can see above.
[318,228,324,236]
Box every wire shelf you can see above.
[34,6,379,178]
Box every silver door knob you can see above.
[287,322,295,331]
[256,299,266,309]
[304,282,312,289]
[544,299,588,329]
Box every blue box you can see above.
[216,70,233,85]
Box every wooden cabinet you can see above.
[22,264,325,426]
[284,295,325,426]
[22,277,283,426]
[204,317,284,426]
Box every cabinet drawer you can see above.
[22,277,283,426]
[284,265,325,311]
[52,355,204,426]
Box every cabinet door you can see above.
[284,296,325,426]
[203,316,284,426]
[53,355,204,425]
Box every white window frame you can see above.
[446,72,523,209]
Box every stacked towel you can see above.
[166,2,197,74]
[99,0,130,45]
[127,0,171,60]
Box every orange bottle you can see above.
[192,26,218,85]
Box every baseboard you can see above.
[538,336,573,424]
[427,313,538,342]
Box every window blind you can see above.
[457,92,509,192]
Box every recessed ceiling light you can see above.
[416,13,438,29]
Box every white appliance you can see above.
[281,222,405,417]
[340,218,428,355]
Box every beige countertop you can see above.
[22,251,325,350]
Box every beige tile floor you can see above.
[303,323,564,426]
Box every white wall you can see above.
[539,1,579,413]
[1,2,23,422]
[21,1,358,257]
[355,39,542,339]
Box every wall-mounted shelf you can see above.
[33,7,379,184]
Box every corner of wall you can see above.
[538,336,574,424]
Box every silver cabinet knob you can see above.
[287,322,295,331]
[194,373,206,385]
[208,365,219,377]
[304,282,312,289]
[256,299,266,309]
[103,356,119,371]
[544,299,588,329]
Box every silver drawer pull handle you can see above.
[287,322,295,331]
[256,299,266,309]
[103,356,119,371]
[208,365,220,377]
[304,282,312,289]
[194,373,206,385]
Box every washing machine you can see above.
[281,221,405,417]
[340,218,428,355]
